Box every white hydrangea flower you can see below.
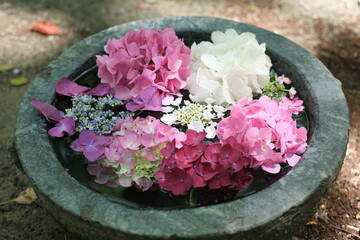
[186,29,272,107]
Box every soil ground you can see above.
[0,0,359,239]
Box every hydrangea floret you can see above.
[32,28,309,203]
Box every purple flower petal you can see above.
[126,101,143,112]
[139,86,157,103]
[70,130,110,162]
[86,83,113,96]
[78,130,96,146]
[83,146,105,162]
[31,99,63,121]
[125,86,162,112]
[55,78,90,96]
[47,118,76,138]
[48,127,64,137]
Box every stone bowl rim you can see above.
[15,16,349,239]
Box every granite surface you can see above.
[14,16,350,240]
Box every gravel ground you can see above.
[0,0,359,239]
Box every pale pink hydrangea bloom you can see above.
[90,116,186,190]
[96,28,191,104]
[217,96,307,174]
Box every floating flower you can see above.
[31,99,63,121]
[96,28,191,102]
[48,117,75,137]
[70,130,110,162]
[186,29,272,106]
[96,116,186,190]
[217,96,307,174]
[55,78,90,96]
[160,99,224,139]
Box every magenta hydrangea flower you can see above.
[156,129,253,195]
[70,130,110,162]
[96,28,191,102]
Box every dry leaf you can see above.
[306,221,318,225]
[0,64,14,73]
[138,3,152,9]
[10,77,28,86]
[31,21,62,35]
[356,212,360,220]
[15,187,38,205]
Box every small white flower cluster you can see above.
[186,29,272,107]
[161,97,227,139]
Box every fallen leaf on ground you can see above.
[306,221,318,225]
[0,187,37,206]
[0,64,14,73]
[15,187,38,204]
[31,21,62,35]
[138,3,152,9]
[10,77,28,86]
[356,212,360,220]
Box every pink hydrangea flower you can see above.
[100,116,186,190]
[217,96,308,174]
[96,28,191,103]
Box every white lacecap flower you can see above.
[171,97,182,106]
[162,95,174,105]
[160,114,178,125]
[202,110,215,120]
[205,125,216,139]
[184,100,191,105]
[162,106,174,113]
[214,105,227,118]
[188,121,204,132]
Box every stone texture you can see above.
[14,16,349,240]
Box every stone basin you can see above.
[14,16,349,240]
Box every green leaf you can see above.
[0,64,14,73]
[269,68,276,78]
[10,77,28,86]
